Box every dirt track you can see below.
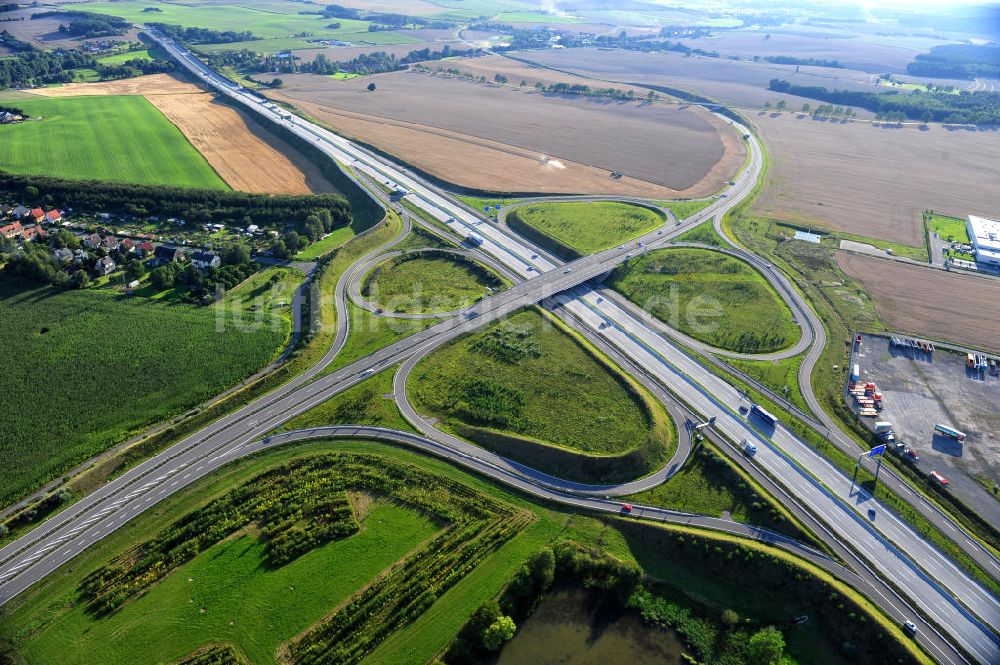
[32,75,335,195]
[270,69,743,196]
[836,252,1000,352]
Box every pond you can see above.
[493,587,686,665]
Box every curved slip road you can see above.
[0,31,996,665]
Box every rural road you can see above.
[0,32,996,665]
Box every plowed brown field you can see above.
[837,252,1000,352]
[32,75,335,194]
[754,114,1000,247]
[270,68,743,197]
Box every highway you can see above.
[0,32,996,665]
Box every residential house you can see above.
[11,205,30,220]
[153,245,185,265]
[0,204,12,217]
[44,209,62,224]
[83,233,103,249]
[20,225,46,242]
[118,238,136,253]
[191,250,221,270]
[100,236,118,252]
[28,208,44,224]
[73,249,88,264]
[95,256,116,275]
[1,221,23,239]
[54,247,73,263]
[138,241,155,256]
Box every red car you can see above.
[621,503,633,513]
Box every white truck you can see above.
[874,421,895,441]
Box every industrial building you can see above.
[967,215,1000,266]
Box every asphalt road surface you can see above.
[0,31,996,665]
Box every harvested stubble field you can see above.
[519,47,880,112]
[425,53,652,97]
[752,113,1000,247]
[270,69,743,197]
[836,253,1000,353]
[696,29,948,74]
[0,7,140,49]
[31,74,336,194]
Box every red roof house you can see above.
[1,221,23,239]
[29,208,44,224]
[44,209,62,224]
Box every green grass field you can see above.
[96,49,153,65]
[494,10,583,22]
[0,440,927,665]
[77,0,427,52]
[0,275,287,506]
[11,504,434,665]
[279,366,414,433]
[609,247,800,354]
[509,201,664,257]
[410,307,651,454]
[927,213,970,244]
[294,225,356,260]
[363,253,504,314]
[657,199,714,220]
[630,443,803,538]
[727,355,808,412]
[0,96,226,188]
[676,220,724,247]
[218,265,303,328]
[80,0,368,38]
[327,302,436,372]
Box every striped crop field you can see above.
[0,95,227,188]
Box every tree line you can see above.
[906,43,1000,80]
[222,43,478,77]
[447,536,924,665]
[0,37,98,87]
[31,11,130,38]
[0,172,352,230]
[148,22,258,44]
[316,3,454,29]
[765,55,844,68]
[769,78,1000,124]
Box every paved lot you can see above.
[853,334,1000,520]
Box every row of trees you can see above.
[51,12,129,38]
[0,40,98,87]
[907,43,1000,80]
[769,78,1000,124]
[0,172,352,231]
[148,22,257,44]
[94,56,175,81]
[764,55,844,68]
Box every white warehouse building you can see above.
[967,215,1000,266]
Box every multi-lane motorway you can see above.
[0,32,997,665]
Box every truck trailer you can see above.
[934,423,966,442]
[749,403,777,427]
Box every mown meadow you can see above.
[0,96,226,188]
[609,247,800,354]
[508,201,663,258]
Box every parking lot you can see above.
[850,334,1000,520]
